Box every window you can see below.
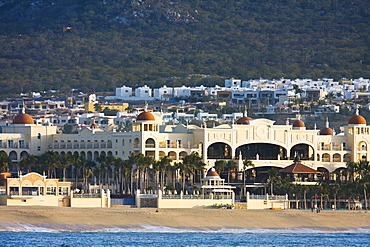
[9,187,19,196]
[46,187,56,196]
[37,146,41,151]
[22,187,39,196]
[58,187,69,196]
[19,140,25,148]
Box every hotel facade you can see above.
[1,110,369,181]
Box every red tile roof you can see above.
[279,163,320,173]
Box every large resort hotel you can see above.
[1,108,369,185]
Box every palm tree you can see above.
[169,162,181,188]
[267,167,281,195]
[84,162,94,192]
[120,159,133,194]
[40,151,61,178]
[96,155,116,189]
[127,153,153,190]
[0,151,11,173]
[325,92,335,104]
[225,160,237,183]
[182,153,205,185]
[94,103,102,112]
[158,156,172,190]
[243,159,254,196]
[346,161,357,182]
[214,160,227,174]
[177,161,193,193]
[331,183,341,210]
[18,155,37,174]
[112,157,124,194]
[60,154,74,181]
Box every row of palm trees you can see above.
[2,149,369,208]
[0,150,206,195]
[266,161,370,209]
[211,158,369,209]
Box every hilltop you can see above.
[0,0,369,96]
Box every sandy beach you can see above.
[0,206,369,230]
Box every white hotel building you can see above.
[1,109,370,181]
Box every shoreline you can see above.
[1,206,370,230]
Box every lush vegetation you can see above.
[6,150,369,209]
[0,0,369,96]
[13,151,206,195]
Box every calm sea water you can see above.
[0,224,369,247]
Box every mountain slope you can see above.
[0,0,369,96]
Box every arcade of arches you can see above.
[207,142,314,161]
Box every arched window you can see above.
[145,138,155,148]
[322,153,330,162]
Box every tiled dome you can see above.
[319,127,333,135]
[136,111,155,121]
[206,168,220,177]
[348,115,366,125]
[293,120,305,128]
[236,116,252,125]
[91,123,99,129]
[12,113,34,124]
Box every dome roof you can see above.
[348,115,366,125]
[206,168,220,177]
[319,127,334,135]
[136,111,155,121]
[12,113,34,124]
[293,120,305,128]
[236,116,252,125]
[91,123,99,129]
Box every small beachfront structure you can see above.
[0,172,110,207]
[0,172,71,206]
[136,168,235,208]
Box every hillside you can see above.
[0,0,369,96]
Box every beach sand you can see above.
[0,206,369,230]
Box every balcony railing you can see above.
[0,144,29,149]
